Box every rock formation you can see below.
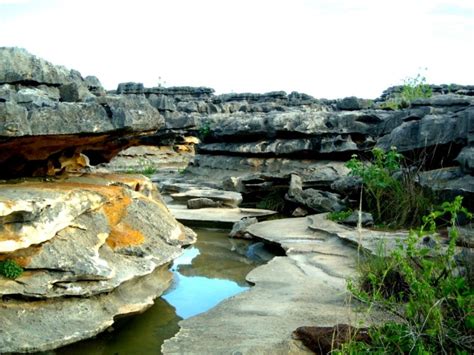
[0,48,194,353]
[114,82,474,213]
[0,47,164,178]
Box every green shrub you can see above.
[380,73,432,110]
[125,158,156,177]
[198,121,211,140]
[340,196,474,354]
[0,259,24,279]
[346,147,432,228]
[400,73,432,104]
[328,209,353,222]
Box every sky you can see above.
[1,0,473,98]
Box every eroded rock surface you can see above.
[0,174,193,353]
[0,48,163,178]
[162,216,389,354]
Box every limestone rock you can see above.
[170,188,243,207]
[229,217,258,239]
[187,197,221,209]
[0,173,193,352]
[84,75,106,96]
[287,174,346,213]
[59,81,92,102]
[456,146,474,174]
[0,47,76,85]
[339,210,374,227]
[0,49,164,178]
[377,108,473,154]
[419,167,474,211]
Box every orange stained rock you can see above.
[0,177,153,251]
[0,244,42,267]
[106,222,145,250]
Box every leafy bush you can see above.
[0,259,24,279]
[380,73,432,110]
[400,73,432,104]
[198,121,211,140]
[340,196,474,354]
[346,147,432,228]
[328,209,353,222]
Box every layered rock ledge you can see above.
[0,174,194,352]
[113,81,474,213]
[162,216,389,354]
[0,47,164,178]
[0,48,193,353]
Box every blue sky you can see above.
[1,0,473,98]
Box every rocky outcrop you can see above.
[0,174,194,352]
[0,48,193,353]
[162,216,389,354]
[113,81,473,214]
[0,47,164,178]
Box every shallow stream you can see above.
[55,228,272,355]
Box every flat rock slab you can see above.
[1,265,172,353]
[168,204,276,228]
[170,188,243,207]
[162,216,389,354]
[307,213,409,255]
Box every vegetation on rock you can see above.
[0,259,23,279]
[380,72,433,110]
[339,196,474,354]
[346,147,433,228]
[328,209,353,222]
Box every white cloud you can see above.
[0,0,472,98]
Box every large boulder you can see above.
[0,173,194,352]
[0,47,77,85]
[0,48,164,178]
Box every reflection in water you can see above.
[55,228,272,355]
[163,246,249,319]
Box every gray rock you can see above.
[288,174,303,197]
[59,82,92,102]
[148,94,177,111]
[27,102,112,135]
[411,94,474,107]
[457,224,474,248]
[0,47,77,85]
[377,108,473,153]
[297,189,346,213]
[187,197,221,209]
[336,96,372,111]
[163,217,387,354]
[168,204,276,227]
[16,87,57,107]
[84,75,105,96]
[0,50,165,177]
[292,207,308,217]
[229,217,258,238]
[330,176,362,196]
[0,84,16,102]
[1,265,173,353]
[116,82,144,94]
[456,146,474,174]
[419,167,474,211]
[340,210,374,227]
[170,188,243,207]
[287,174,346,213]
[0,101,30,136]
